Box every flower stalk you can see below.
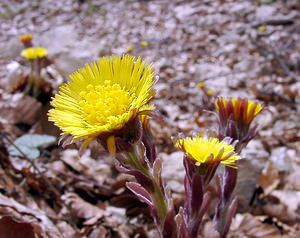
[21,45,48,98]
[175,136,240,238]
[117,143,176,236]
[115,134,176,237]
[175,156,210,238]
[213,97,263,237]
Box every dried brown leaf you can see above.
[285,172,300,190]
[0,216,35,238]
[0,92,41,125]
[257,162,280,195]
[0,194,62,238]
[201,221,221,238]
[230,213,280,238]
[262,190,300,223]
[62,193,108,225]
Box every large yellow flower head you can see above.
[175,136,240,168]
[48,55,155,147]
[21,47,48,60]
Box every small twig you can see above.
[252,18,294,27]
[251,38,300,83]
[269,45,300,83]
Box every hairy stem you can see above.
[152,178,168,229]
[120,143,172,237]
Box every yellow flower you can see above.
[126,45,133,53]
[19,34,33,44]
[140,40,149,47]
[206,89,213,96]
[258,25,267,32]
[197,82,206,89]
[48,55,155,147]
[21,47,48,60]
[175,136,239,168]
[215,97,263,125]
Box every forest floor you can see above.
[0,0,300,237]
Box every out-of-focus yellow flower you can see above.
[215,97,263,125]
[21,47,48,60]
[197,82,206,89]
[206,89,213,96]
[126,45,133,53]
[258,25,267,32]
[48,55,155,147]
[19,34,33,44]
[175,136,239,168]
[140,40,149,47]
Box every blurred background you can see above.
[0,0,300,237]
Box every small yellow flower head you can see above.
[140,40,149,47]
[19,34,33,44]
[206,89,213,96]
[215,97,263,126]
[197,82,206,89]
[126,45,133,53]
[258,25,267,32]
[21,47,48,60]
[48,55,155,149]
[175,136,239,168]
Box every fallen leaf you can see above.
[8,134,56,159]
[62,193,108,225]
[262,190,300,222]
[257,162,280,195]
[0,216,35,238]
[0,92,42,125]
[230,213,280,238]
[0,194,62,238]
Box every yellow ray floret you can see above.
[175,136,240,168]
[48,55,155,143]
[215,97,263,125]
[21,47,48,60]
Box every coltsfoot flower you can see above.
[175,136,239,168]
[215,97,263,126]
[48,55,155,151]
[140,40,149,47]
[215,97,263,144]
[19,34,33,45]
[21,47,48,60]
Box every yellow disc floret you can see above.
[48,55,155,144]
[78,82,136,127]
[175,136,240,168]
